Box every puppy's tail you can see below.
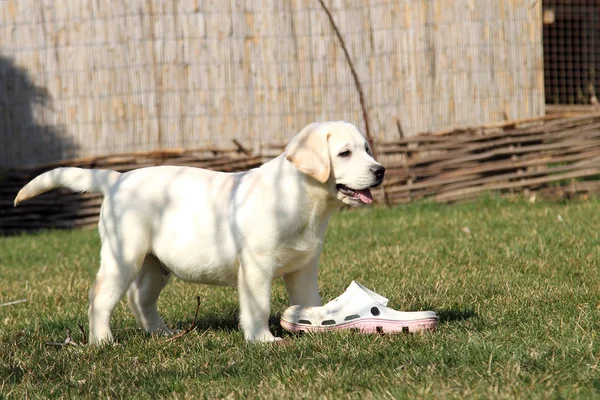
[14,167,121,206]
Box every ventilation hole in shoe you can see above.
[298,319,312,325]
[344,314,360,321]
[321,319,336,326]
[370,307,380,316]
[402,326,410,333]
[297,330,305,336]
[376,326,384,334]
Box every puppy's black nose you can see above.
[371,165,385,181]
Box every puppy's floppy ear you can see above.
[285,123,331,183]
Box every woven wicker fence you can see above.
[3,112,600,233]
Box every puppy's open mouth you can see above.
[336,184,373,204]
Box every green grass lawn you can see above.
[1,196,600,398]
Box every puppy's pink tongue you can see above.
[358,189,373,204]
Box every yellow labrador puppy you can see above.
[14,121,385,343]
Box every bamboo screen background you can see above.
[0,0,544,168]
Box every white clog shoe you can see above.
[280,281,438,334]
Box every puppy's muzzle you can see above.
[370,165,386,187]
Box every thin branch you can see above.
[317,0,373,147]
[396,119,405,139]
[233,139,252,156]
[317,0,389,205]
[165,296,201,342]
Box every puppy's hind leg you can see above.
[88,243,144,344]
[127,254,172,335]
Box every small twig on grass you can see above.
[165,296,201,342]
[0,299,27,307]
[64,328,78,346]
[46,328,81,348]
[78,323,88,345]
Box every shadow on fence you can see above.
[0,55,77,169]
[0,55,82,235]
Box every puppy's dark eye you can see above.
[365,143,372,155]
[338,150,351,158]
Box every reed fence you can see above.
[1,0,543,168]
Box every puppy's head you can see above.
[285,121,385,206]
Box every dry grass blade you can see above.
[0,299,27,307]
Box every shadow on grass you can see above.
[436,308,477,323]
[174,313,292,338]
[270,314,286,337]
[169,310,240,336]
[32,307,477,344]
[0,365,26,385]
[194,317,240,333]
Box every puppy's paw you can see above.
[246,331,280,343]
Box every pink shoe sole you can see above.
[280,316,438,335]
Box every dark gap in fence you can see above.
[543,0,600,105]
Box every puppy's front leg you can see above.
[283,256,322,307]
[237,253,279,342]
